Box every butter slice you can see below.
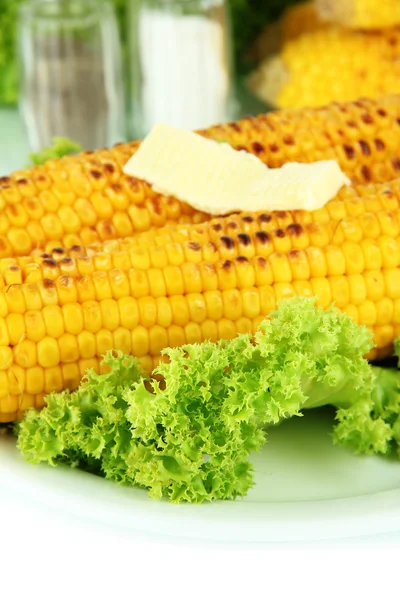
[124,123,350,215]
[249,161,351,212]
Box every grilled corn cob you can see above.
[2,178,400,287]
[249,18,400,109]
[317,0,400,29]
[3,95,400,259]
[1,179,400,421]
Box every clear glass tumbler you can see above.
[129,0,235,138]
[18,0,126,151]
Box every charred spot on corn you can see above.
[361,113,374,125]
[89,170,103,179]
[228,122,241,132]
[344,144,356,159]
[274,229,285,238]
[252,141,264,154]
[236,256,249,263]
[226,221,238,229]
[259,213,272,223]
[126,177,141,191]
[257,257,267,268]
[361,165,372,181]
[237,233,251,246]
[220,236,235,249]
[188,241,201,251]
[359,140,371,156]
[43,278,55,288]
[52,247,65,254]
[42,258,57,268]
[392,158,400,171]
[283,135,295,146]
[212,224,222,232]
[287,223,304,237]
[288,249,301,260]
[60,257,74,265]
[59,275,73,287]
[104,163,115,174]
[242,215,254,223]
[222,260,232,271]
[255,230,269,244]
[101,221,115,237]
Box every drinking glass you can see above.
[18,0,126,151]
[128,0,235,138]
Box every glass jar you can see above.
[18,0,126,151]
[128,0,235,137]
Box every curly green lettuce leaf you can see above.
[28,137,81,166]
[253,297,375,419]
[17,297,377,503]
[333,367,400,456]
[333,340,400,456]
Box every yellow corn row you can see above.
[2,95,400,259]
[316,0,400,29]
[1,179,400,421]
[248,9,400,109]
[1,177,399,288]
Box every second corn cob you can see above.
[2,95,400,257]
[1,177,399,286]
[249,15,400,110]
[0,179,400,289]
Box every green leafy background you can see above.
[0,0,298,106]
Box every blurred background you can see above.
[2,0,400,171]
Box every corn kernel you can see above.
[217,319,237,341]
[113,327,132,355]
[42,305,64,338]
[365,270,385,301]
[168,325,186,348]
[62,363,81,391]
[6,313,25,346]
[325,246,346,276]
[359,300,377,326]
[131,326,149,357]
[14,340,37,368]
[200,319,218,343]
[37,337,60,368]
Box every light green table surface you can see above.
[1,109,30,174]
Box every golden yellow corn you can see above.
[317,0,400,29]
[202,95,400,182]
[2,95,400,259]
[2,177,400,289]
[0,143,208,259]
[1,178,400,421]
[248,17,400,109]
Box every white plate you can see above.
[2,408,400,543]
